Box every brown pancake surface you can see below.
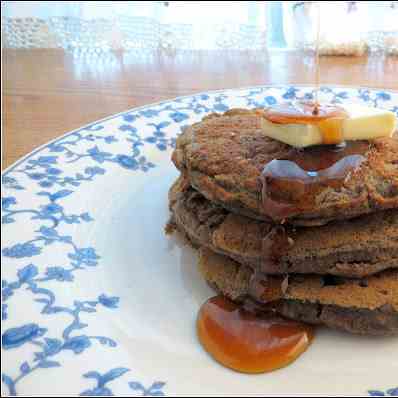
[172,109,398,226]
[199,248,398,336]
[169,178,398,278]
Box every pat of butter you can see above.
[260,105,397,148]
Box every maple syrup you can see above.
[259,2,370,223]
[260,226,293,273]
[260,141,369,221]
[313,1,321,113]
[248,269,285,304]
[261,4,350,146]
[194,3,370,376]
[197,295,314,374]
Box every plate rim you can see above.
[3,83,397,175]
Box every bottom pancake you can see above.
[198,248,398,336]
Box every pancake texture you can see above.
[168,108,398,336]
[169,178,398,278]
[172,109,398,226]
[199,248,398,336]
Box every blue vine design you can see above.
[80,368,130,396]
[78,367,166,396]
[128,380,166,396]
[2,289,119,396]
[368,388,398,396]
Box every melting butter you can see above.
[260,105,396,148]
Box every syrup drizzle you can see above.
[260,141,369,221]
[259,225,293,273]
[194,3,374,377]
[313,1,321,114]
[249,268,285,304]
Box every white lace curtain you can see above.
[2,1,398,55]
[284,1,398,55]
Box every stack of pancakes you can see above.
[167,109,398,336]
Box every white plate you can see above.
[2,86,398,397]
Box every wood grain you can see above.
[3,49,398,168]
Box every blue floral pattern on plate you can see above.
[2,86,397,396]
[368,388,398,396]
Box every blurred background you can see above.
[3,1,398,168]
[2,1,398,54]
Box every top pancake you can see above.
[172,109,398,226]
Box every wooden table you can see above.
[3,49,398,168]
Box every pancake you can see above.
[172,109,398,226]
[199,248,398,336]
[168,177,398,278]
